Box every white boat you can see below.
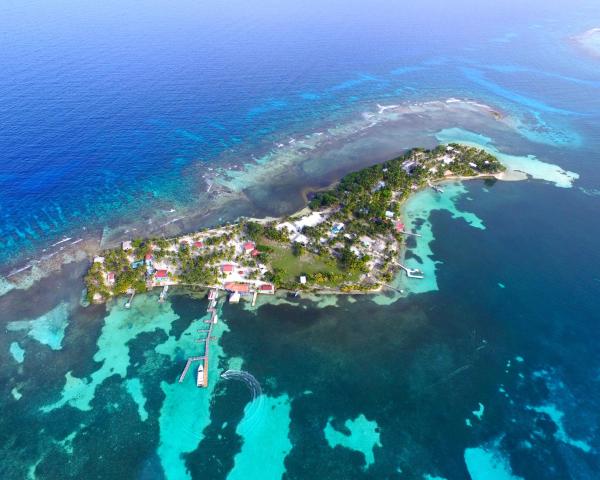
[197,364,206,387]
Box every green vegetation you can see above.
[85,144,505,303]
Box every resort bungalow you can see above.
[193,241,204,249]
[224,282,250,293]
[259,283,275,294]
[106,272,115,285]
[221,264,234,274]
[385,210,395,219]
[299,275,307,285]
[144,253,153,265]
[122,241,132,251]
[93,256,105,264]
[154,270,169,284]
[395,222,405,233]
[243,242,255,254]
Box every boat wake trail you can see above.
[221,370,264,431]
[220,370,262,399]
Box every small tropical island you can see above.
[85,144,505,304]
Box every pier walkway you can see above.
[178,289,220,387]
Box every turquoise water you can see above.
[2,1,600,478]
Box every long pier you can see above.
[178,289,219,387]
[397,263,425,279]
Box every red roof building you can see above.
[224,282,250,293]
[222,264,234,273]
[251,249,260,257]
[193,241,204,248]
[145,253,153,260]
[106,272,115,284]
[243,242,255,252]
[395,222,405,232]
[259,284,274,292]
[155,270,169,278]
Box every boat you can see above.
[197,363,206,387]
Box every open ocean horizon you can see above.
[1,0,600,478]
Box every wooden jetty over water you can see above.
[125,288,136,308]
[178,289,219,388]
[396,262,425,279]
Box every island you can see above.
[572,28,600,58]
[85,144,505,304]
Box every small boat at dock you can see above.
[197,363,206,387]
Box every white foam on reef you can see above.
[214,99,501,194]
[373,182,485,304]
[324,414,382,468]
[464,440,524,480]
[41,295,178,412]
[227,395,292,480]
[9,342,25,363]
[155,302,229,480]
[7,302,70,351]
[436,128,579,188]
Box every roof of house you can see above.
[155,270,168,278]
[259,284,274,291]
[251,249,260,257]
[224,282,250,293]
[106,272,115,280]
[243,242,255,250]
[145,253,153,260]
[193,241,203,248]
[222,264,234,272]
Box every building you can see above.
[145,253,153,265]
[193,241,204,249]
[259,283,274,294]
[331,223,345,235]
[251,249,260,257]
[106,272,115,285]
[243,242,255,254]
[224,282,250,293]
[122,241,132,251]
[93,256,104,264]
[385,210,395,219]
[154,270,169,283]
[222,264,234,273]
[395,222,405,232]
[229,292,241,303]
[299,276,307,285]
[292,233,309,245]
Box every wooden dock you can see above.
[125,289,135,308]
[158,285,168,303]
[178,289,220,388]
[397,263,425,279]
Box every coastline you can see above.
[0,96,569,299]
[83,144,507,305]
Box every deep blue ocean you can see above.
[1,0,600,478]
